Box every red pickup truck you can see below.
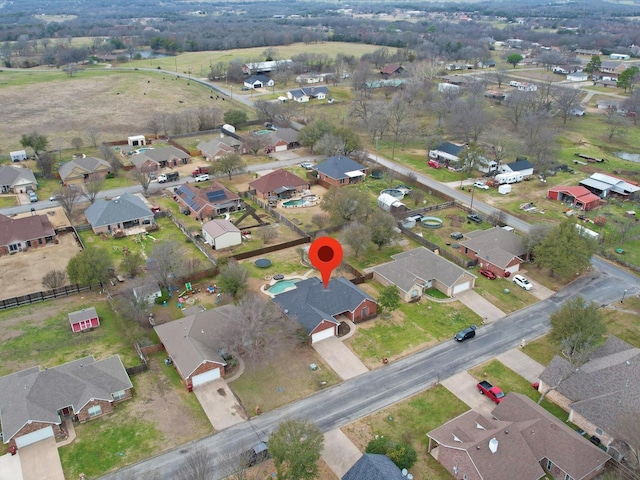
[192,166,210,177]
[477,380,505,404]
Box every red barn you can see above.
[548,186,600,211]
[69,307,100,333]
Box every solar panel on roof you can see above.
[207,190,227,202]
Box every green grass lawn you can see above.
[0,195,16,208]
[472,272,538,314]
[343,386,469,480]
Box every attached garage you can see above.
[15,426,54,448]
[274,142,288,152]
[453,282,471,295]
[191,367,221,387]
[311,326,336,344]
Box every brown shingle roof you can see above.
[248,168,307,195]
[0,213,55,247]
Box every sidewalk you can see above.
[496,348,545,384]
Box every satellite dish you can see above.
[402,469,408,476]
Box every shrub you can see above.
[365,436,417,470]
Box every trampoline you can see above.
[254,258,272,268]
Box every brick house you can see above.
[198,137,243,161]
[458,227,529,277]
[58,157,111,185]
[248,168,309,199]
[0,165,38,194]
[84,192,155,235]
[154,304,248,388]
[130,146,191,171]
[0,213,56,256]
[0,355,132,448]
[174,182,243,220]
[427,393,609,480]
[313,156,367,188]
[272,277,377,344]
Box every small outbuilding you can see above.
[69,307,100,333]
[127,135,146,147]
[133,282,162,305]
[202,219,242,250]
[10,150,27,162]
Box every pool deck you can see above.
[260,269,316,297]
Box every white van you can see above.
[513,274,532,290]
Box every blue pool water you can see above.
[269,279,300,294]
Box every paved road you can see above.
[100,256,639,480]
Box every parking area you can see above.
[454,290,506,323]
[18,437,64,480]
[313,336,369,381]
[193,378,248,431]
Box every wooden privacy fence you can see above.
[0,283,103,311]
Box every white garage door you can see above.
[275,144,287,152]
[311,327,335,344]
[453,282,471,295]
[505,265,520,275]
[191,368,220,387]
[15,426,54,448]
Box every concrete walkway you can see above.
[321,429,362,479]
[313,337,369,380]
[454,290,507,323]
[496,348,545,384]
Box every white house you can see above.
[10,150,27,162]
[133,282,162,305]
[243,75,274,89]
[202,219,242,250]
[567,72,589,82]
[610,53,630,60]
[287,86,330,103]
[499,158,534,177]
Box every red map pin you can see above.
[308,236,343,289]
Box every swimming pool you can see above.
[269,279,300,294]
[282,196,317,208]
[254,130,273,135]
[135,147,155,154]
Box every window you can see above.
[361,306,368,317]
[113,390,127,401]
[79,320,92,330]
[340,178,345,184]
[88,405,102,417]
[9,244,18,252]
[547,460,553,470]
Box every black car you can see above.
[244,442,270,467]
[455,325,477,342]
[467,213,482,224]
[450,232,464,240]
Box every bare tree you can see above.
[369,211,398,250]
[553,86,583,126]
[85,125,101,148]
[42,270,67,289]
[56,186,81,219]
[148,240,185,290]
[71,137,84,151]
[622,89,640,125]
[145,116,162,137]
[83,175,105,204]
[245,133,265,156]
[483,129,517,166]
[176,447,215,480]
[217,260,249,300]
[342,222,371,257]
[36,152,56,179]
[120,251,145,278]
[112,288,153,328]
[448,96,492,143]
[100,143,123,176]
[255,226,279,244]
[491,68,509,89]
[407,189,425,207]
[133,167,155,195]
[504,90,537,130]
[604,107,629,141]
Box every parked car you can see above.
[477,380,505,403]
[479,269,496,280]
[300,162,314,170]
[195,174,210,182]
[473,181,489,190]
[455,325,476,342]
[512,274,532,290]
[450,232,464,240]
[467,213,482,223]
[428,159,442,169]
[29,191,38,203]
[244,442,270,467]
[158,172,179,183]
[49,194,62,201]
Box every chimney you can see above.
[489,438,498,453]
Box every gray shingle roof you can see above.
[540,336,640,436]
[84,192,153,228]
[58,157,110,182]
[272,277,374,334]
[154,305,242,379]
[506,159,534,172]
[342,454,404,480]
[435,142,463,157]
[68,307,98,325]
[459,227,527,268]
[0,355,132,443]
[314,156,367,181]
[372,247,474,294]
[130,146,189,168]
[132,282,161,301]
[0,165,37,188]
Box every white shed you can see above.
[128,135,146,147]
[498,184,512,195]
[202,219,242,250]
[378,193,405,212]
[10,150,27,162]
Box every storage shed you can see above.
[202,219,242,250]
[69,307,100,333]
[10,150,27,162]
[127,135,146,147]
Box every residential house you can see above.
[262,128,300,153]
[427,393,609,480]
[154,304,249,387]
[130,146,190,171]
[579,173,639,199]
[133,282,162,305]
[442,75,471,86]
[364,79,407,89]
[499,158,534,177]
[198,136,243,161]
[570,105,587,116]
[547,186,601,210]
[287,86,330,102]
[58,157,111,185]
[313,156,367,188]
[342,454,405,480]
[517,82,538,92]
[429,142,464,165]
[202,219,242,250]
[459,227,529,277]
[0,355,132,448]
[295,73,331,84]
[380,64,405,77]
[371,247,476,301]
[272,277,377,344]
[84,192,155,235]
[567,72,589,82]
[610,53,631,60]
[594,61,627,81]
[175,182,243,219]
[248,168,309,199]
[69,307,100,333]
[242,60,292,75]
[0,165,38,194]
[477,59,497,68]
[538,336,640,460]
[0,213,56,256]
[10,150,27,162]
[243,75,274,89]
[439,83,461,94]
[552,65,579,75]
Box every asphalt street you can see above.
[100,256,639,480]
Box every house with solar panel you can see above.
[175,182,243,220]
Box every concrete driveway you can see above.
[497,348,545,383]
[313,337,369,380]
[321,429,362,478]
[441,371,495,417]
[454,290,506,323]
[194,379,247,431]
[18,437,64,480]
[0,452,23,480]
